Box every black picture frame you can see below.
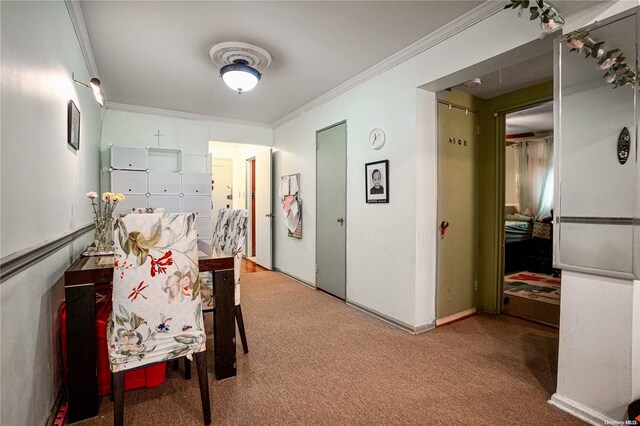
[365,160,389,203]
[68,100,80,150]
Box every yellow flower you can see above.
[115,193,125,201]
[102,192,114,202]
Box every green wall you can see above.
[477,81,553,313]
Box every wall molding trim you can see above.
[105,102,273,129]
[414,322,436,334]
[273,267,315,289]
[346,299,418,334]
[435,308,477,326]
[65,0,100,78]
[0,224,93,282]
[548,393,616,426]
[271,1,504,128]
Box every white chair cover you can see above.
[108,213,206,373]
[200,208,248,310]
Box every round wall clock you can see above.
[369,128,386,150]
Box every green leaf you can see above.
[536,0,544,8]
[174,335,196,345]
[522,0,529,8]
[118,304,130,317]
[130,312,146,330]
[115,315,125,327]
[530,10,539,20]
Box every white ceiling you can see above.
[80,1,484,125]
[80,1,606,126]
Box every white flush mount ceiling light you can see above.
[210,42,272,94]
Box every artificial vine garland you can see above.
[505,0,636,88]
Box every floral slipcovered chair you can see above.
[109,213,211,425]
[200,208,249,354]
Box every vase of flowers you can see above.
[87,191,125,253]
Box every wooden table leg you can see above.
[65,283,98,423]
[213,268,236,380]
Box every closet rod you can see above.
[437,100,477,114]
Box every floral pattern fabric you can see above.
[200,209,248,310]
[108,213,206,373]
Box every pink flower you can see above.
[567,39,583,49]
[86,191,98,199]
[605,75,615,84]
[597,48,605,59]
[600,58,615,70]
[541,19,557,30]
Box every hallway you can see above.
[81,271,580,425]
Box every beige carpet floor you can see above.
[76,271,582,425]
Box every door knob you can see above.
[265,213,274,218]
[337,217,344,224]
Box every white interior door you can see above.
[255,149,272,269]
[212,158,233,214]
[316,122,347,299]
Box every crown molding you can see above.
[105,101,273,129]
[271,1,504,128]
[65,0,100,78]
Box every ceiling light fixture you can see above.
[73,74,105,105]
[220,59,261,93]
[210,42,272,94]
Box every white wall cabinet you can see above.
[103,145,213,241]
[149,172,181,194]
[110,146,147,170]
[111,170,147,194]
[182,173,211,195]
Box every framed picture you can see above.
[365,160,389,203]
[67,100,80,150]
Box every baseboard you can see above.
[347,300,427,334]
[548,393,617,425]
[45,385,66,426]
[414,322,437,334]
[272,267,315,289]
[435,308,476,326]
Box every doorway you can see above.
[502,101,560,327]
[209,142,273,270]
[316,121,347,300]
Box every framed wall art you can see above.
[67,100,80,150]
[365,160,389,203]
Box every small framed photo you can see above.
[365,160,389,203]
[67,100,80,150]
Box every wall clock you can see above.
[369,128,386,150]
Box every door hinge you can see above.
[315,264,318,272]
[474,280,478,291]
[477,124,480,136]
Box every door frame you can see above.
[315,120,347,299]
[492,96,553,312]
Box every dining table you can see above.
[63,249,235,423]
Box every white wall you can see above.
[101,109,272,156]
[553,272,636,421]
[0,1,103,424]
[272,9,545,328]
